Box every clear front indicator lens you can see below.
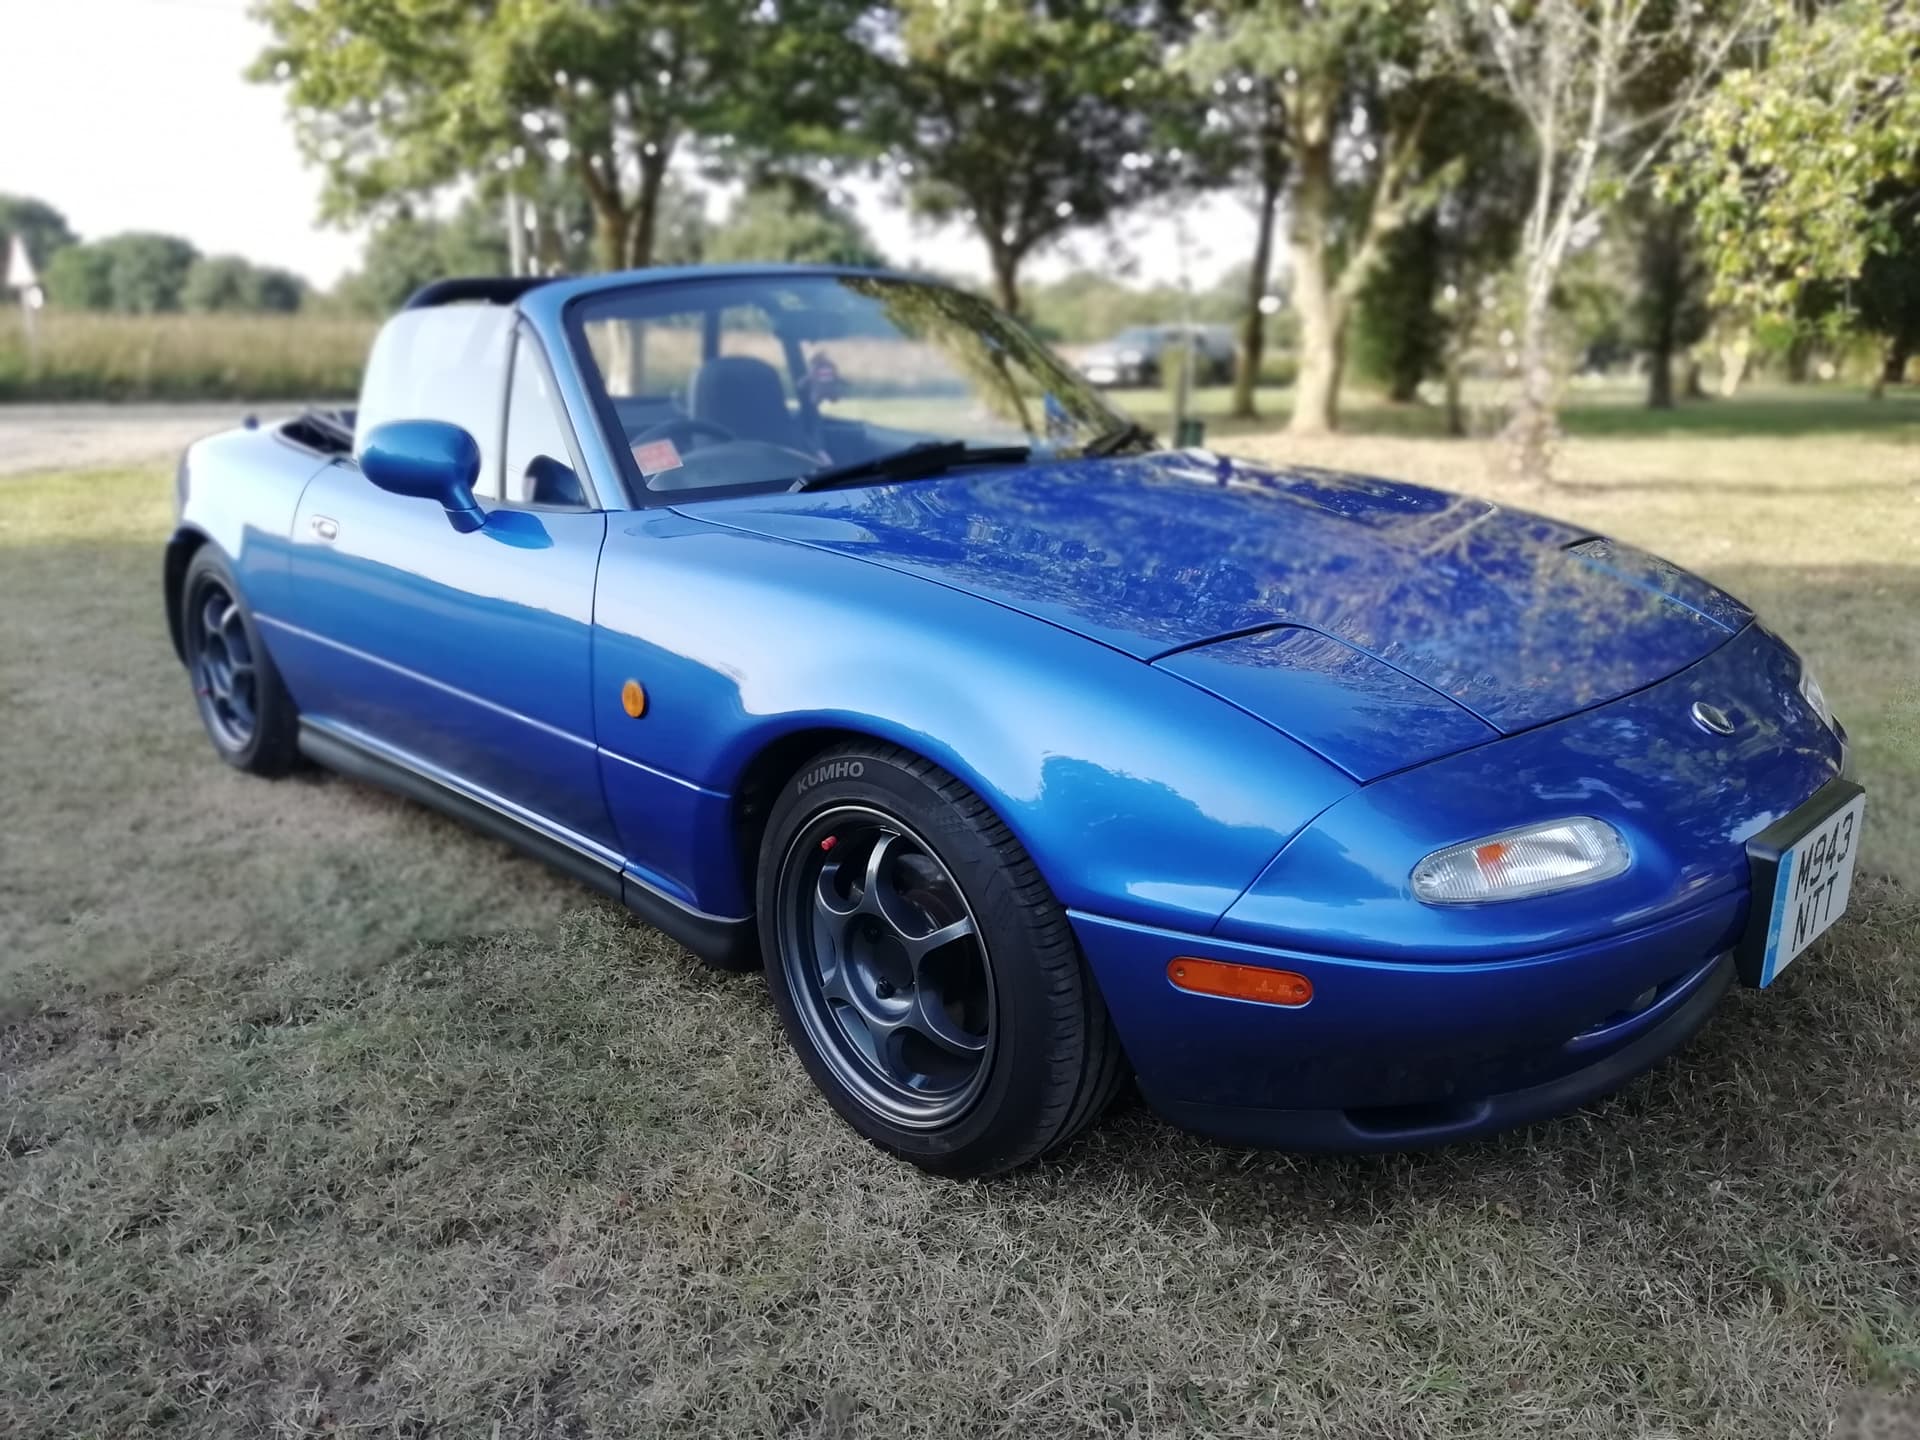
[1411,819,1629,904]
[1798,665,1835,733]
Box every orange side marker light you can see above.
[1168,957,1313,1007]
[620,679,648,718]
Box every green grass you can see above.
[1119,377,1920,443]
[2,403,1918,1437]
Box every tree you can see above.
[706,181,885,267]
[872,0,1198,316]
[1442,0,1762,482]
[0,195,76,271]
[45,233,201,312]
[1631,202,1710,408]
[1175,54,1288,419]
[1184,2,1470,435]
[43,244,113,310]
[1341,86,1530,425]
[1663,0,1920,391]
[183,255,307,313]
[1859,213,1920,392]
[253,0,867,274]
[333,204,511,316]
[101,233,201,313]
[1353,216,1446,404]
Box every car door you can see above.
[278,321,618,853]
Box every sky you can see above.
[0,0,1262,293]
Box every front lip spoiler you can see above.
[1148,952,1735,1152]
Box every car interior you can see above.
[576,277,1072,499]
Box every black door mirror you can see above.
[360,420,486,532]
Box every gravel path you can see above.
[0,403,312,477]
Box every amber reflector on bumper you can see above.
[1167,957,1313,1006]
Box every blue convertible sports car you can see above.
[167,266,1865,1176]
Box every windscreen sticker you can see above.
[632,438,683,475]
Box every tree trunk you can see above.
[1287,116,1342,436]
[591,203,628,273]
[1640,206,1682,409]
[1290,284,1345,436]
[1786,335,1812,383]
[1717,323,1751,397]
[1683,357,1707,400]
[1444,355,1466,437]
[621,146,670,269]
[1507,270,1557,485]
[987,239,1022,317]
[1880,334,1912,389]
[1231,142,1285,421]
[1647,347,1674,409]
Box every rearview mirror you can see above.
[360,420,486,533]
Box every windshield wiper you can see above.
[1080,421,1157,458]
[791,440,1032,493]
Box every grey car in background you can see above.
[1078,324,1237,388]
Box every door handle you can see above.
[309,515,339,542]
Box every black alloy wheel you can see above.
[757,742,1126,1177]
[181,547,299,776]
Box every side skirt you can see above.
[297,721,759,968]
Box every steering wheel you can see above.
[629,415,738,454]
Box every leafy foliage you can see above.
[1441,0,1764,479]
[704,182,884,267]
[182,256,307,314]
[43,245,115,311]
[332,205,511,316]
[870,0,1200,313]
[1663,0,1920,319]
[0,194,76,273]
[43,233,200,314]
[252,0,868,270]
[1183,0,1471,432]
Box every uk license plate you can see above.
[1740,779,1867,987]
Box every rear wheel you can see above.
[181,548,299,776]
[757,742,1125,1177]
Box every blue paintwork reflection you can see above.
[1155,625,1498,781]
[691,454,1749,734]
[269,462,616,848]
[589,511,1350,927]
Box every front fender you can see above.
[592,510,1355,930]
[169,426,336,649]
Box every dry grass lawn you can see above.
[2,389,1917,1438]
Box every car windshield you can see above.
[1112,327,1159,348]
[570,273,1135,498]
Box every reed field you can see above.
[0,310,373,403]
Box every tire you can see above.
[180,547,300,777]
[757,741,1126,1177]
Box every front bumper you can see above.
[1072,888,1747,1151]
[1081,361,1146,387]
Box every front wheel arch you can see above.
[728,723,1053,935]
[163,527,210,663]
[754,737,1128,1174]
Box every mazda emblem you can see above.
[1691,701,1736,736]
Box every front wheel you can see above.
[757,743,1125,1177]
[180,547,300,776]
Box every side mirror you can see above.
[360,420,486,532]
